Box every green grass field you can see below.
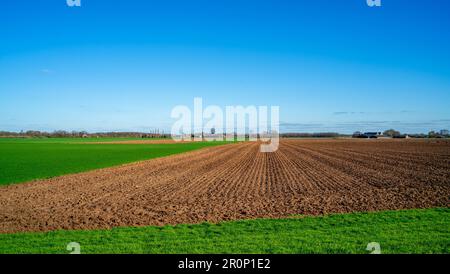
[0,208,448,254]
[0,138,229,185]
[0,137,147,143]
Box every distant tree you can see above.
[383,129,400,137]
[211,127,216,135]
[428,131,437,138]
[0,131,19,137]
[26,130,41,137]
[52,130,69,137]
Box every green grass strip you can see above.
[0,208,448,254]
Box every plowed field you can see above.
[0,139,449,233]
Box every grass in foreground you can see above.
[0,138,229,185]
[0,208,448,254]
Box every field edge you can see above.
[0,207,448,254]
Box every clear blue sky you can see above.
[1,0,449,133]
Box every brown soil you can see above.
[0,139,449,233]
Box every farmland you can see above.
[0,138,228,186]
[0,138,449,232]
[0,138,449,253]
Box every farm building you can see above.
[352,132,381,138]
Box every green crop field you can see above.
[0,208,448,254]
[0,138,229,186]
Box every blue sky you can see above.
[1,0,449,133]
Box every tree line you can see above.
[0,129,448,138]
[0,130,170,138]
